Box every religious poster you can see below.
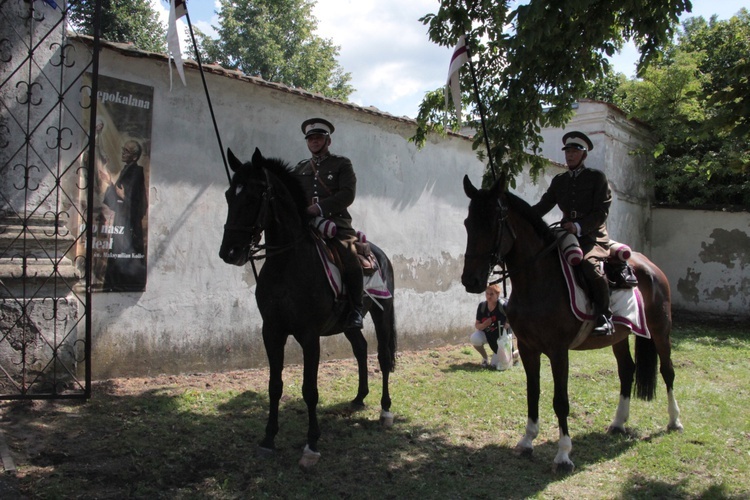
[78,74,152,292]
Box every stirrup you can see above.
[592,315,613,336]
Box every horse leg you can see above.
[515,347,541,457]
[259,329,287,453]
[371,303,396,427]
[549,349,574,473]
[608,338,635,434]
[298,336,322,468]
[344,327,369,408]
[653,332,683,432]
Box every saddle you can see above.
[555,231,638,290]
[310,216,377,276]
[354,240,377,276]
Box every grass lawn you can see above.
[1,317,748,499]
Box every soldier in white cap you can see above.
[291,118,364,331]
[532,131,613,335]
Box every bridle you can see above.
[467,194,561,286]
[224,169,304,279]
[464,197,514,285]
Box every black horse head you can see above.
[461,174,559,293]
[219,146,310,266]
[218,148,270,266]
[461,174,513,293]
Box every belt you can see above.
[568,210,579,219]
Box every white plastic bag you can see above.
[496,331,513,371]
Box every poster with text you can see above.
[79,74,152,292]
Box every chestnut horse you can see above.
[219,148,397,468]
[461,175,682,472]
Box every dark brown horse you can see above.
[219,148,397,468]
[461,175,682,472]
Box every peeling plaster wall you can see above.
[651,208,750,319]
[72,44,660,378]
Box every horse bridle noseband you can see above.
[225,170,303,280]
[470,195,559,286]
[463,197,514,284]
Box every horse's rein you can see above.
[486,197,559,285]
[242,171,306,278]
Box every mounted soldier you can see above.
[291,118,364,331]
[532,131,613,335]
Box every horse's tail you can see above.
[634,335,658,400]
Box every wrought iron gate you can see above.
[0,0,100,399]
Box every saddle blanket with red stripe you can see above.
[558,251,650,339]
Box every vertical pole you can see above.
[183,8,231,183]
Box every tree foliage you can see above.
[68,0,166,53]
[413,0,691,185]
[613,10,750,207]
[194,0,353,101]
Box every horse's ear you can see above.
[252,147,264,165]
[227,148,242,173]
[463,175,479,199]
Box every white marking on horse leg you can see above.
[515,418,539,454]
[380,410,394,427]
[608,395,630,433]
[553,433,575,472]
[298,444,321,469]
[667,389,684,432]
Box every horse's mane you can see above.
[256,155,310,222]
[505,191,557,245]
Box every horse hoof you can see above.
[350,399,366,410]
[298,445,321,469]
[514,445,533,458]
[553,460,575,474]
[668,421,684,433]
[380,410,394,428]
[257,446,275,459]
[607,425,627,435]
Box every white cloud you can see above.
[165,0,747,118]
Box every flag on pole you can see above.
[167,0,188,89]
[446,35,469,124]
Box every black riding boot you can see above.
[340,241,364,330]
[582,260,613,336]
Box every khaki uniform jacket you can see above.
[532,166,612,259]
[291,153,357,237]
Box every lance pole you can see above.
[462,35,498,181]
[182,6,231,183]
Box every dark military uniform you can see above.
[532,166,611,260]
[533,165,613,331]
[292,151,363,327]
[291,153,357,242]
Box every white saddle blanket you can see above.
[558,251,650,339]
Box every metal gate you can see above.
[0,0,100,399]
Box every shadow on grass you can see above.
[0,376,684,499]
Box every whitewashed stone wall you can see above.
[43,40,735,378]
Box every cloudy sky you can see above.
[154,0,747,119]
